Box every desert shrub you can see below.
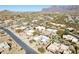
[33,31,40,36]
[51,35,62,43]
[64,29,70,35]
[69,45,76,53]
[74,31,79,35]
[15,29,23,33]
[57,29,70,38]
[29,40,36,43]
[57,29,65,38]
[16,14,22,18]
[38,47,45,53]
[62,39,71,46]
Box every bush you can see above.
[51,35,62,43]
[38,47,45,53]
[29,40,36,43]
[64,29,70,35]
[33,31,40,36]
[57,29,70,38]
[15,29,23,33]
[57,29,65,38]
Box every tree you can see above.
[57,29,65,38]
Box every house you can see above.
[43,28,58,35]
[67,27,75,32]
[47,42,71,54]
[33,35,49,43]
[25,29,35,36]
[51,23,66,27]
[63,35,78,42]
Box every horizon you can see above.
[0,5,50,12]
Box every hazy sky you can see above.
[0,5,50,11]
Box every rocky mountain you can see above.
[42,5,79,13]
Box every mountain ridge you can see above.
[42,5,79,12]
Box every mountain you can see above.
[42,5,79,13]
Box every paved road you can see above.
[0,27,38,54]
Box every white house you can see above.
[43,28,58,35]
[67,27,74,32]
[63,35,78,42]
[25,29,35,36]
[33,35,49,43]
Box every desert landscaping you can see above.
[0,5,79,54]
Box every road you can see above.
[0,27,38,54]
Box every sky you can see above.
[0,5,50,12]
